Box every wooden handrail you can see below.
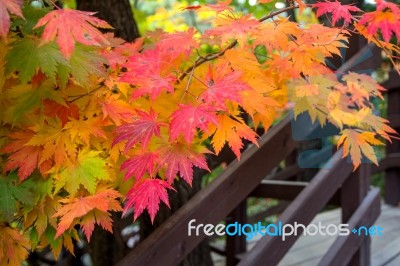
[117,116,296,266]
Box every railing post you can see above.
[226,200,247,266]
[341,163,371,266]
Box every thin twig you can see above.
[180,57,198,103]
[68,84,104,103]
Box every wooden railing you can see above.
[117,38,400,266]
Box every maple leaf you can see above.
[53,187,122,239]
[130,72,176,100]
[160,143,210,185]
[157,28,198,58]
[120,47,177,100]
[0,225,30,266]
[0,173,34,222]
[0,0,24,37]
[34,9,112,58]
[44,100,80,127]
[198,63,250,108]
[65,116,107,145]
[101,94,135,126]
[205,15,259,45]
[337,129,383,170]
[3,79,66,125]
[169,104,219,143]
[121,152,159,182]
[124,178,174,222]
[54,150,110,196]
[28,118,76,168]
[2,130,50,181]
[59,44,108,86]
[103,40,142,68]
[5,38,67,83]
[209,114,258,159]
[341,72,385,108]
[113,110,161,153]
[313,1,361,25]
[25,195,60,238]
[358,0,400,43]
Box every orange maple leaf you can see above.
[53,187,122,240]
[0,225,30,266]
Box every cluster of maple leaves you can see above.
[0,0,399,263]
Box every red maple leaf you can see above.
[157,28,198,58]
[199,63,250,108]
[113,110,161,153]
[313,1,361,25]
[0,0,24,37]
[120,47,177,100]
[169,104,219,143]
[160,143,209,185]
[120,152,159,181]
[358,0,400,42]
[34,9,112,58]
[124,179,174,222]
[103,39,143,68]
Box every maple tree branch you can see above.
[68,84,104,103]
[178,40,238,82]
[181,58,198,103]
[259,5,299,22]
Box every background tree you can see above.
[76,0,139,41]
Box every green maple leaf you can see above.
[59,44,107,86]
[54,150,110,196]
[11,5,51,36]
[5,38,67,83]
[5,39,107,87]
[0,173,34,223]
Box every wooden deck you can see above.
[212,203,400,266]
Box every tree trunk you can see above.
[76,0,140,41]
